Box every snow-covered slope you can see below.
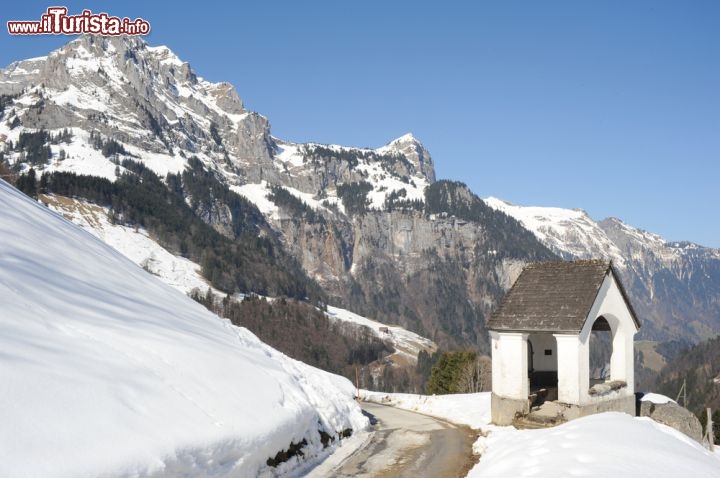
[470,412,720,477]
[326,305,437,366]
[484,196,627,267]
[0,179,367,478]
[42,194,213,296]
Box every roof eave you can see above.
[488,327,581,335]
[609,262,642,331]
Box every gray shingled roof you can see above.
[488,260,640,333]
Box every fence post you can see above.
[705,408,714,451]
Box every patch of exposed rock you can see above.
[639,397,703,443]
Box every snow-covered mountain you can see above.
[0,178,367,477]
[3,33,718,353]
[484,197,627,266]
[0,34,432,210]
[485,197,720,342]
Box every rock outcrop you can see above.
[640,398,704,443]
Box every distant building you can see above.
[488,260,640,426]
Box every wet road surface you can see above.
[307,402,476,477]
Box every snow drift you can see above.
[469,412,720,478]
[0,179,367,478]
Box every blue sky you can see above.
[2,1,719,247]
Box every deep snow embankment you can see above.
[0,180,367,478]
[468,412,720,478]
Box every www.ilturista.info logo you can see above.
[7,7,150,35]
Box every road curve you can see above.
[309,402,477,478]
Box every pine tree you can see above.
[17,168,37,198]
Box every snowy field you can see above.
[360,391,720,478]
[0,180,367,478]
[326,306,437,365]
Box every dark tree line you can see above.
[178,156,270,237]
[15,168,37,197]
[0,94,17,121]
[88,131,134,158]
[267,184,322,223]
[5,128,73,167]
[302,145,414,172]
[337,181,373,215]
[384,188,423,212]
[192,290,392,380]
[52,129,73,144]
[14,130,52,165]
[654,335,720,419]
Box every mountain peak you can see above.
[389,132,418,144]
[484,196,514,208]
[378,133,435,182]
[60,33,148,60]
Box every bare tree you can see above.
[457,355,492,393]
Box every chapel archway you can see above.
[589,316,613,386]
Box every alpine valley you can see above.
[2,35,719,391]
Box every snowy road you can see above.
[307,402,477,477]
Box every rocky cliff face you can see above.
[599,218,720,341]
[272,203,551,349]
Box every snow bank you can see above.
[0,180,367,478]
[640,392,676,405]
[468,412,720,478]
